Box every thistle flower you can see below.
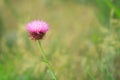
[26,20,57,80]
[26,20,49,40]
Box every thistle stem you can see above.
[37,40,57,80]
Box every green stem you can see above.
[37,40,57,80]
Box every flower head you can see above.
[26,20,49,40]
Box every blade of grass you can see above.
[104,0,120,18]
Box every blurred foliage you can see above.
[0,0,120,80]
[95,0,111,27]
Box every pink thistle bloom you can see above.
[26,20,49,40]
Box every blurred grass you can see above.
[0,0,120,80]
